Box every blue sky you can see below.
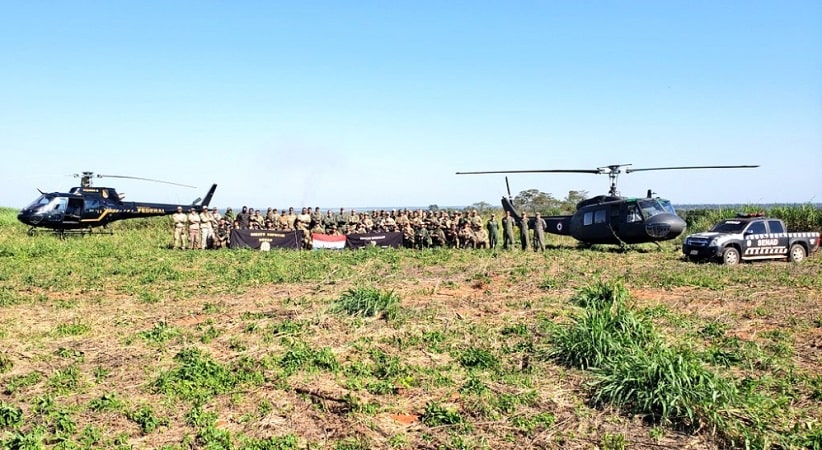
[1,1,820,210]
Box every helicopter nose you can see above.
[18,212,42,225]
[644,213,686,240]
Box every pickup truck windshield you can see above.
[710,220,747,233]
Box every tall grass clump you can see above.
[590,344,736,428]
[550,281,737,434]
[332,287,400,320]
[549,281,657,369]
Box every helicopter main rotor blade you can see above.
[505,176,512,199]
[625,165,759,173]
[98,174,197,188]
[456,169,600,175]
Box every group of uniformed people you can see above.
[171,206,230,250]
[171,205,549,251]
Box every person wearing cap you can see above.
[486,213,499,249]
[211,207,222,222]
[172,206,188,249]
[199,207,214,249]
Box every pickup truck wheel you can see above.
[721,247,740,265]
[788,244,806,263]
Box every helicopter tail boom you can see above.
[198,184,218,208]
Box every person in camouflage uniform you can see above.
[322,210,335,232]
[282,207,295,229]
[311,207,322,230]
[214,218,231,249]
[415,224,431,249]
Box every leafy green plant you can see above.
[279,341,339,374]
[154,347,263,402]
[139,321,180,344]
[4,372,42,395]
[0,401,23,427]
[420,402,463,427]
[128,405,166,434]
[88,392,124,412]
[458,347,499,370]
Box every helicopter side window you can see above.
[53,197,68,213]
[594,209,606,224]
[626,204,641,223]
[84,197,100,210]
[583,212,593,226]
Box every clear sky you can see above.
[1,1,820,210]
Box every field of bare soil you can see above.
[1,211,820,449]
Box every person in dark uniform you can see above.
[486,213,499,249]
[502,210,516,250]
[519,212,530,251]
[533,212,546,252]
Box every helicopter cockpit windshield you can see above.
[637,199,670,219]
[658,199,676,215]
[23,195,70,214]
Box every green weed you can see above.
[421,402,464,427]
[332,287,401,320]
[0,401,23,427]
[54,320,91,337]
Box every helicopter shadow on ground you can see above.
[541,241,667,254]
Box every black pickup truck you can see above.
[682,213,820,265]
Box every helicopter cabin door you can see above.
[619,202,645,243]
[64,197,84,222]
[579,206,612,244]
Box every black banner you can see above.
[345,232,403,249]
[230,229,303,250]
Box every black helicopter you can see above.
[457,164,759,246]
[17,171,217,236]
